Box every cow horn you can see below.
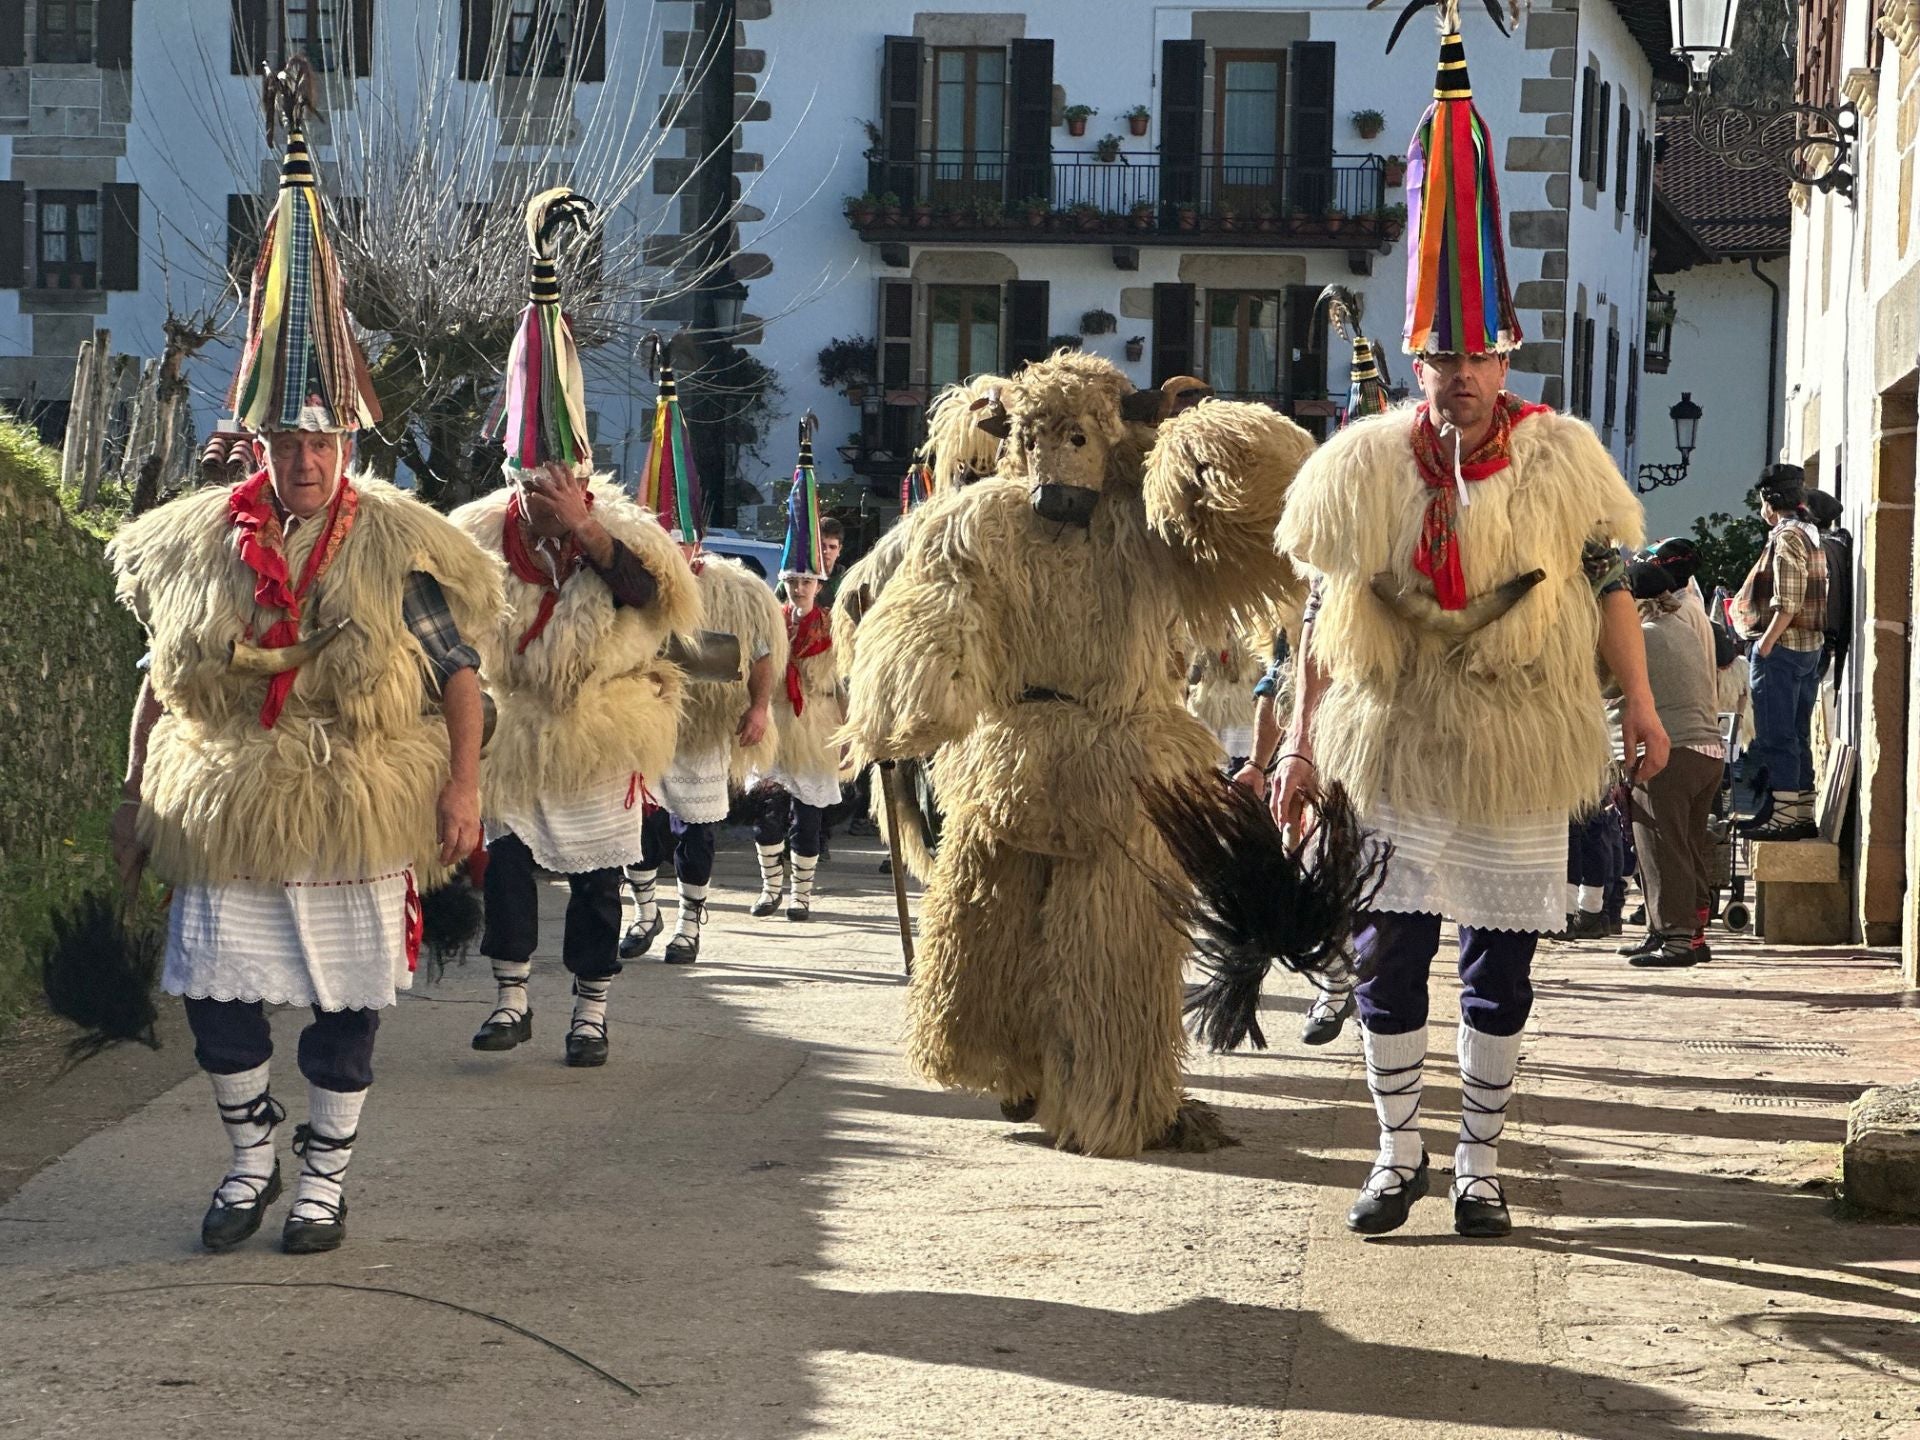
[229,618,354,675]
[1368,569,1547,636]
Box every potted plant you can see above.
[1130,199,1157,231]
[1049,333,1084,352]
[1378,201,1408,240]
[1124,334,1146,362]
[1020,194,1051,228]
[1124,103,1152,137]
[1079,307,1118,336]
[877,192,902,226]
[1215,201,1239,233]
[1095,132,1124,163]
[912,199,935,228]
[1325,204,1347,236]
[816,336,877,404]
[1291,206,1321,237]
[1352,108,1386,140]
[973,195,1005,228]
[1254,202,1279,233]
[1070,200,1104,232]
[843,192,878,227]
[1063,103,1097,137]
[1383,153,1407,186]
[1176,201,1199,231]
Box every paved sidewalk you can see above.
[0,832,1914,1438]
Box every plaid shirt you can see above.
[1766,522,1828,652]
[402,571,482,686]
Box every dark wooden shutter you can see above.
[97,0,135,68]
[1625,345,1640,443]
[459,0,495,79]
[1004,280,1050,371]
[1151,282,1195,386]
[881,36,923,205]
[1008,39,1054,205]
[877,279,914,454]
[1604,323,1619,428]
[231,0,268,74]
[1634,132,1651,232]
[1595,82,1611,192]
[577,0,606,81]
[0,183,24,289]
[1289,42,1338,215]
[0,3,24,67]
[350,0,374,76]
[1615,104,1630,209]
[1160,39,1205,212]
[101,184,140,291]
[1285,282,1328,402]
[1578,67,1597,180]
[1581,316,1596,416]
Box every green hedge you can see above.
[0,418,146,1025]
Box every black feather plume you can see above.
[40,891,162,1061]
[420,876,485,981]
[1143,775,1391,1053]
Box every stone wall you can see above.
[0,415,142,1021]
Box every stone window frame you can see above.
[503,0,577,79]
[35,188,100,292]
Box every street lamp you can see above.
[1637,392,1704,493]
[1668,0,1858,196]
[707,275,748,342]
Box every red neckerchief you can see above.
[1409,394,1549,611]
[228,469,359,727]
[784,602,832,716]
[502,488,595,654]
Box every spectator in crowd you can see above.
[1801,487,1852,685]
[1731,467,1827,841]
[1613,555,1725,966]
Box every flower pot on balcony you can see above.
[1384,156,1406,186]
[1128,114,1150,137]
[1176,205,1198,231]
[1131,204,1156,231]
[848,204,876,228]
[913,203,934,228]
[1124,336,1146,362]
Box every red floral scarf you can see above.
[1409,394,1549,611]
[502,488,594,653]
[784,603,831,716]
[228,469,358,727]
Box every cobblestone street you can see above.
[2,831,1914,1438]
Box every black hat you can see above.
[1802,488,1843,529]
[1626,560,1680,600]
[1650,536,1701,586]
[1758,463,1806,509]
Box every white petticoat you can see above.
[164,867,416,1012]
[486,774,646,873]
[1364,801,1568,934]
[656,746,731,824]
[749,765,843,811]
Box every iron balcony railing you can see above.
[853,150,1399,242]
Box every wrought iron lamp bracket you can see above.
[1635,461,1692,494]
[1680,83,1858,198]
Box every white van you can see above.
[698,530,785,588]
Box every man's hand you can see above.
[737,700,771,749]
[1271,750,1319,836]
[109,799,147,895]
[1620,696,1671,783]
[1231,762,1268,799]
[437,778,483,867]
[1755,635,1775,659]
[523,463,593,538]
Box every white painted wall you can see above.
[1638,255,1786,538]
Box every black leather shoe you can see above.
[200,1164,282,1252]
[1453,1179,1512,1237]
[786,901,813,922]
[749,893,781,918]
[1346,1153,1430,1235]
[565,1028,609,1067]
[1744,817,1817,842]
[1615,932,1661,957]
[1301,990,1356,1047]
[618,912,664,959]
[999,1095,1039,1122]
[471,1008,532,1051]
[281,1203,347,1255]
[1556,911,1610,942]
[663,932,701,965]
[1630,938,1701,968]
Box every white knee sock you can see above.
[1576,884,1605,914]
[570,976,611,1038]
[1454,1023,1523,1202]
[488,958,531,1020]
[210,1063,283,1208]
[625,866,660,925]
[1311,948,1357,1019]
[790,853,818,908]
[290,1085,364,1225]
[754,843,785,904]
[674,882,709,943]
[1361,1025,1427,1194]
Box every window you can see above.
[1595,82,1611,193]
[506,0,574,78]
[1205,290,1282,396]
[1214,52,1285,208]
[1614,104,1631,211]
[37,190,98,290]
[36,0,94,63]
[928,285,1000,387]
[931,47,1007,206]
[284,0,341,72]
